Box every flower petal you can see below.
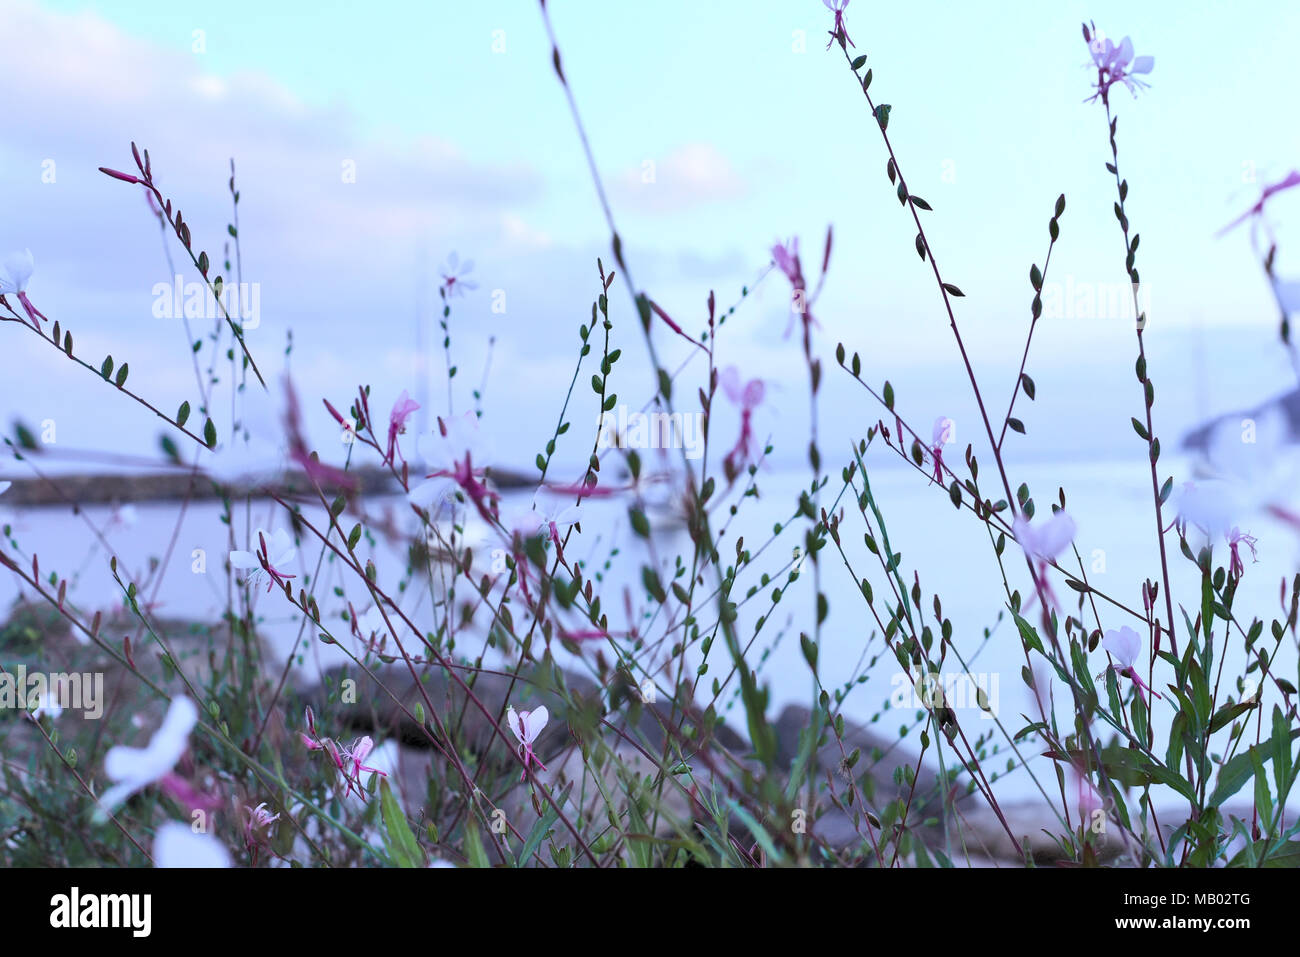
[1036,512,1077,558]
[524,705,549,742]
[154,822,232,868]
[3,249,34,292]
[1102,626,1141,670]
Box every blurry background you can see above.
[0,0,1297,469]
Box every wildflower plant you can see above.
[0,4,1295,878]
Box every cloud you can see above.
[613,143,746,213]
[0,0,572,467]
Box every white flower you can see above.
[932,416,955,447]
[98,697,198,813]
[230,527,295,571]
[1087,34,1154,99]
[506,705,549,778]
[230,528,298,591]
[1102,626,1141,671]
[357,604,386,638]
[354,604,401,650]
[1012,510,1076,562]
[0,249,34,295]
[408,412,495,515]
[154,822,231,868]
[440,251,478,298]
[511,502,584,542]
[110,504,139,529]
[506,705,548,745]
[1174,480,1241,538]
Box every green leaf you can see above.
[1209,727,1300,806]
[1142,760,1197,802]
[1272,704,1293,800]
[516,803,560,867]
[463,818,490,869]
[941,283,964,297]
[1228,839,1300,868]
[1208,699,1256,734]
[176,401,191,427]
[379,779,423,867]
[203,418,218,448]
[1013,613,1045,656]
[115,363,129,388]
[642,566,667,603]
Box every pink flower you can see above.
[772,237,820,338]
[301,718,388,801]
[158,772,220,815]
[1226,526,1258,579]
[823,0,855,51]
[772,238,803,289]
[1074,770,1104,820]
[1084,27,1154,102]
[720,366,765,482]
[1217,170,1300,244]
[646,298,706,350]
[408,412,498,522]
[243,802,281,859]
[0,249,50,330]
[1013,510,1076,563]
[1013,509,1076,608]
[337,737,386,798]
[930,416,955,484]
[386,390,420,466]
[283,377,359,492]
[506,705,549,781]
[98,166,142,185]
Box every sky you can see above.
[3,0,1300,479]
